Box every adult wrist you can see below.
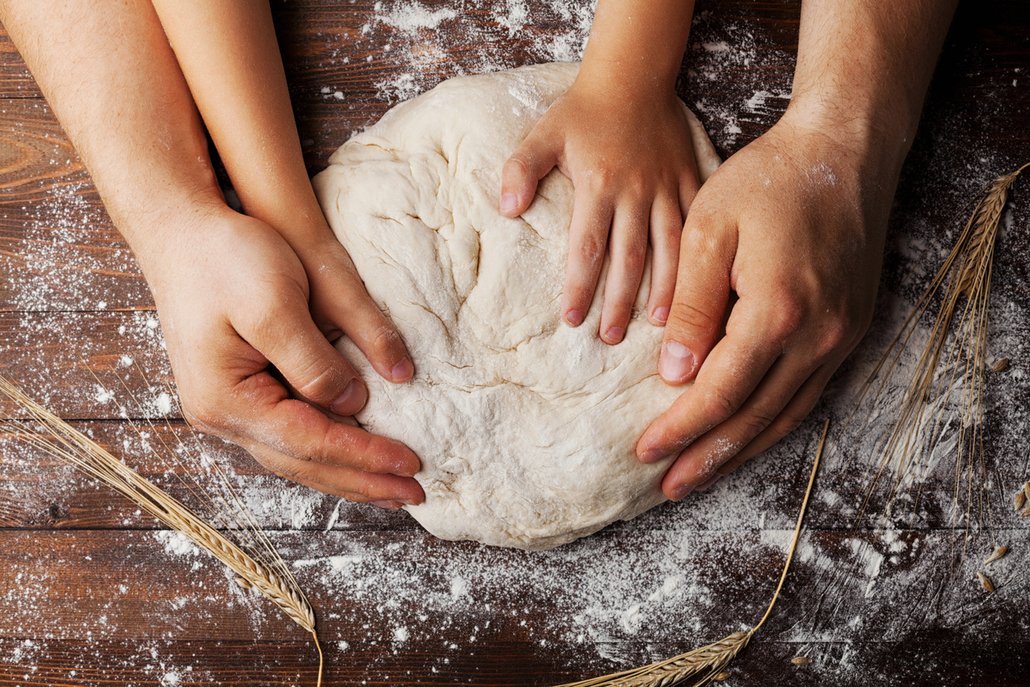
[111,188,228,274]
[781,93,914,175]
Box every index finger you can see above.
[636,305,782,463]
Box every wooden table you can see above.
[2,2,1029,685]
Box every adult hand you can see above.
[499,78,700,344]
[142,204,424,509]
[636,110,900,499]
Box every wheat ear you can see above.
[555,420,829,687]
[0,374,324,686]
[855,162,1028,529]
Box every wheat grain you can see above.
[0,374,324,686]
[790,656,811,666]
[989,358,1010,373]
[1016,488,1027,512]
[976,572,995,593]
[983,545,1008,566]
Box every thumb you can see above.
[659,222,736,384]
[240,288,368,417]
[499,129,559,217]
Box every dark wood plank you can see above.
[0,637,1026,687]
[0,99,150,313]
[0,311,171,418]
[0,528,1026,684]
[0,419,424,532]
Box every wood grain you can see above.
[0,528,1026,685]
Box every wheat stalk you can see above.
[0,374,324,686]
[556,420,829,687]
[852,162,1028,529]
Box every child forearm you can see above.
[150,0,328,248]
[576,0,695,97]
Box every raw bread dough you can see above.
[314,62,720,549]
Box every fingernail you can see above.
[696,475,721,492]
[659,341,695,382]
[639,448,670,464]
[394,455,420,477]
[390,358,414,382]
[500,192,519,215]
[652,306,670,324]
[371,500,404,510]
[331,379,367,415]
[564,308,589,327]
[671,483,693,501]
[564,309,584,327]
[603,326,625,344]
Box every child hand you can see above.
[139,205,425,509]
[499,79,700,344]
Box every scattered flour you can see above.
[377,2,457,32]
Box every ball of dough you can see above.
[314,62,720,549]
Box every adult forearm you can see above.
[788,0,957,165]
[0,0,220,256]
[150,0,325,246]
[577,0,695,96]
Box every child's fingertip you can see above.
[602,325,625,345]
[500,192,519,216]
[564,308,584,327]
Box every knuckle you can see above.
[180,395,226,434]
[303,423,337,465]
[328,425,377,466]
[272,458,306,482]
[767,299,805,340]
[739,410,776,438]
[815,319,851,357]
[619,238,648,271]
[504,153,532,178]
[701,387,739,422]
[370,324,404,359]
[573,232,607,269]
[667,302,720,336]
[770,412,806,439]
[681,223,720,256]
[294,359,347,404]
[583,167,616,194]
